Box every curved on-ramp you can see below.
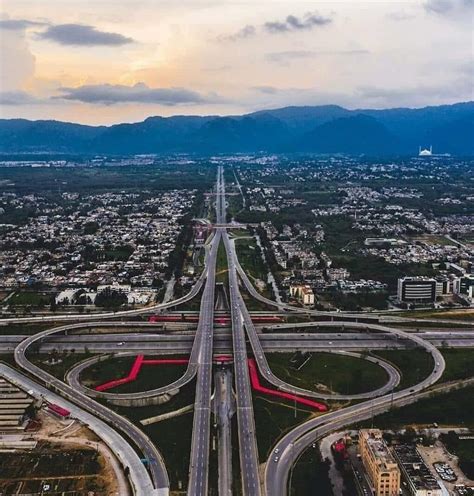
[263,329,446,496]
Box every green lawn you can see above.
[267,352,389,395]
[229,228,250,237]
[290,446,335,496]
[373,350,434,390]
[396,309,474,321]
[79,355,188,394]
[110,380,197,491]
[9,291,52,306]
[364,385,474,429]
[29,352,93,381]
[441,349,474,382]
[216,241,229,284]
[235,238,267,282]
[373,349,474,389]
[0,323,52,335]
[253,394,314,461]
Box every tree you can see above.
[49,297,57,312]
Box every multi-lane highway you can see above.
[187,204,222,494]
[221,166,262,496]
[2,329,473,355]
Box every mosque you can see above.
[418,145,433,156]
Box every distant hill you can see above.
[293,114,399,154]
[1,101,473,155]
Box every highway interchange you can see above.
[0,165,471,495]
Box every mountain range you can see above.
[1,101,473,155]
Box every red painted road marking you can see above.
[94,355,328,411]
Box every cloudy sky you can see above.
[1,0,472,125]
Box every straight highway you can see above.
[221,166,262,496]
[187,173,224,495]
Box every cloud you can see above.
[0,24,36,92]
[264,12,332,33]
[423,0,473,14]
[265,49,369,64]
[38,24,134,46]
[252,86,279,94]
[0,19,46,31]
[386,11,416,21]
[54,83,219,105]
[0,90,40,105]
[218,24,256,42]
[356,79,472,106]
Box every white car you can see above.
[117,342,125,346]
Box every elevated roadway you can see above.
[264,328,446,496]
[2,329,474,354]
[222,167,262,496]
[187,177,224,495]
[12,339,170,495]
[0,363,164,495]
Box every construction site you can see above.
[0,377,122,496]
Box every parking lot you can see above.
[418,442,473,493]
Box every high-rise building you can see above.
[359,429,401,496]
[397,277,437,303]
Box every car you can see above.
[274,448,279,454]
[274,456,279,462]
[117,342,125,346]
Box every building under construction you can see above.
[0,377,35,431]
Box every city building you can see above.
[359,429,401,496]
[460,274,474,296]
[393,444,442,496]
[397,277,437,303]
[289,284,315,305]
[434,275,460,296]
[327,268,350,282]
